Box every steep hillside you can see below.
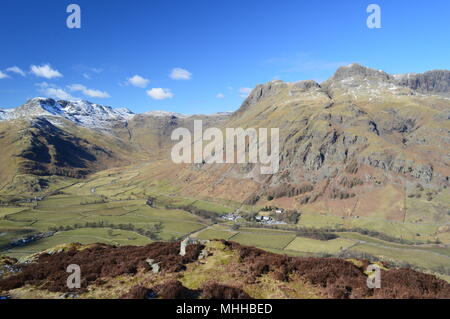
[0,98,231,196]
[120,112,231,159]
[394,70,450,96]
[0,118,137,196]
[151,64,450,222]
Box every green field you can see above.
[0,193,207,256]
[348,243,450,274]
[4,228,153,260]
[194,225,238,240]
[285,237,356,254]
[1,170,449,282]
[298,212,440,243]
[227,230,296,250]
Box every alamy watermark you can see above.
[367,4,381,29]
[66,264,81,289]
[366,264,381,289]
[65,4,380,30]
[66,4,81,29]
[171,120,280,174]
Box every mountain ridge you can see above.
[0,63,449,222]
[0,98,135,128]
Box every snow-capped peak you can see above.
[0,98,135,128]
[60,100,134,122]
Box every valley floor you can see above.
[0,164,449,283]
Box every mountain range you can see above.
[0,63,449,224]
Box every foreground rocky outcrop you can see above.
[0,240,448,299]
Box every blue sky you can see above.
[0,0,449,114]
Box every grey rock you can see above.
[328,63,392,83]
[292,80,321,91]
[179,237,208,256]
[237,81,287,112]
[198,249,210,260]
[395,70,450,96]
[61,292,78,299]
[146,258,161,274]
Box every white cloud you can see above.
[44,88,77,100]
[73,65,103,80]
[36,82,50,89]
[0,71,9,79]
[68,84,111,98]
[239,87,252,98]
[216,93,225,99]
[30,64,63,79]
[147,88,174,100]
[170,68,192,80]
[6,66,26,77]
[36,82,77,100]
[127,75,150,88]
[90,68,103,74]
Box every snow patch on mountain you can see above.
[143,110,189,118]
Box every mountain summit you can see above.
[323,63,450,97]
[328,63,392,82]
[0,98,134,128]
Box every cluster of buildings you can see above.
[220,213,240,221]
[255,215,286,225]
[219,207,288,225]
[255,207,287,225]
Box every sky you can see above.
[0,0,449,114]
